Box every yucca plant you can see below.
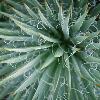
[0,0,100,100]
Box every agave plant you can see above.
[0,0,100,100]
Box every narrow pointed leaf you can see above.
[87,31,100,39]
[4,44,52,52]
[78,59,95,82]
[51,63,62,93]
[0,28,21,36]
[90,69,100,80]
[80,16,96,32]
[72,36,88,44]
[11,18,59,43]
[54,46,64,57]
[58,6,69,39]
[15,69,40,93]
[0,35,32,41]
[41,54,56,69]
[86,43,100,50]
[32,65,55,100]
[5,0,22,9]
[80,66,95,82]
[71,56,81,76]
[0,12,59,43]
[64,53,71,100]
[71,9,88,33]
[0,53,45,85]
[81,53,100,63]
[24,4,38,19]
[12,8,30,20]
[38,9,59,37]
[33,0,44,10]
[0,53,31,64]
[45,1,53,16]
[0,53,15,61]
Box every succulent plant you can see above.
[0,0,100,100]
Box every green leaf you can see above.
[37,33,59,43]
[0,53,15,61]
[0,12,59,43]
[24,4,38,19]
[58,6,69,39]
[41,54,56,69]
[90,4,100,16]
[0,22,11,28]
[32,0,44,10]
[85,43,100,50]
[45,1,53,16]
[81,52,100,63]
[72,36,88,44]
[15,69,40,93]
[87,55,100,63]
[64,53,71,100]
[7,95,13,100]
[38,8,59,37]
[87,31,100,39]
[71,56,81,76]
[75,31,100,45]
[54,46,64,57]
[0,53,31,64]
[78,59,95,82]
[11,18,59,43]
[83,80,97,100]
[90,69,100,80]
[27,85,36,100]
[0,28,21,36]
[0,66,13,76]
[0,63,18,75]
[0,53,45,85]
[80,16,96,32]
[0,35,32,41]
[71,8,88,33]
[5,0,22,10]
[50,63,62,94]
[71,72,84,100]
[0,85,13,99]
[14,93,22,100]
[12,8,30,20]
[62,17,70,39]
[0,11,13,18]
[3,44,52,52]
[32,64,55,100]
[80,65,94,82]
